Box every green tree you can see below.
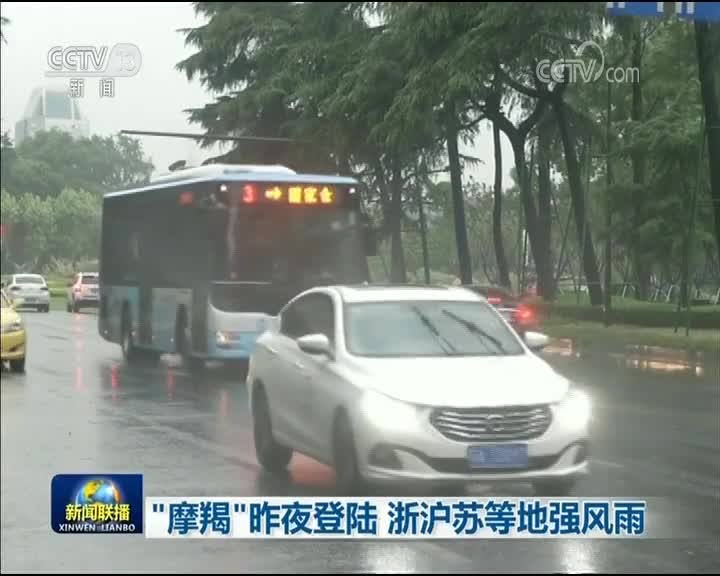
[695,21,720,261]
[1,131,150,271]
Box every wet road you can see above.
[2,311,719,573]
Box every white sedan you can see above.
[4,274,51,312]
[247,285,590,495]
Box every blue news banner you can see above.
[144,497,647,539]
[51,474,143,534]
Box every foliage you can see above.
[1,131,151,272]
[1,188,102,273]
[171,3,716,299]
[0,131,153,199]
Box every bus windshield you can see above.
[210,197,368,312]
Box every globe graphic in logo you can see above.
[75,479,121,509]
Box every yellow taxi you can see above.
[1,289,26,373]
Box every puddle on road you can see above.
[543,337,710,378]
[616,345,707,377]
[543,338,581,358]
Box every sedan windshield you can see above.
[344,300,525,358]
[15,276,44,285]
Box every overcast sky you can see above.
[0,2,513,187]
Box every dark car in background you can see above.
[465,285,539,335]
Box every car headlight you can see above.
[361,390,419,430]
[2,319,23,333]
[216,331,234,347]
[554,389,591,428]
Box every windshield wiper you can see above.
[441,308,507,355]
[410,305,458,356]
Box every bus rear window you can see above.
[211,282,299,316]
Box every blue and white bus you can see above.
[98,164,375,367]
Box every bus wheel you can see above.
[121,309,139,363]
[176,312,204,373]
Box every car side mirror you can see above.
[524,331,550,351]
[297,333,333,358]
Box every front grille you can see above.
[431,405,552,442]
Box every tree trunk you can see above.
[510,139,544,296]
[492,122,511,290]
[552,99,603,306]
[536,116,555,299]
[604,80,614,325]
[445,102,472,284]
[695,21,720,262]
[372,157,391,238]
[415,183,431,284]
[631,25,650,299]
[389,157,406,283]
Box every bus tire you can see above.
[121,306,139,364]
[176,309,204,373]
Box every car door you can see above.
[294,292,340,462]
[265,294,318,455]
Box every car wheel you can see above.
[333,412,366,495]
[10,357,26,373]
[533,478,577,497]
[252,388,292,473]
[44,304,50,313]
[72,300,80,313]
[66,301,72,313]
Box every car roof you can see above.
[79,272,99,276]
[13,273,45,279]
[330,284,486,304]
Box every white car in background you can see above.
[66,272,100,312]
[247,285,591,495]
[4,274,51,312]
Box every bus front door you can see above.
[192,285,208,355]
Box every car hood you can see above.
[344,354,569,407]
[1,308,21,327]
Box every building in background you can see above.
[14,85,89,144]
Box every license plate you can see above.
[467,444,528,469]
[25,297,36,303]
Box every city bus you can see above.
[98,164,375,367]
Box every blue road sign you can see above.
[606,2,720,22]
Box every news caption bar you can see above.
[145,497,646,539]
